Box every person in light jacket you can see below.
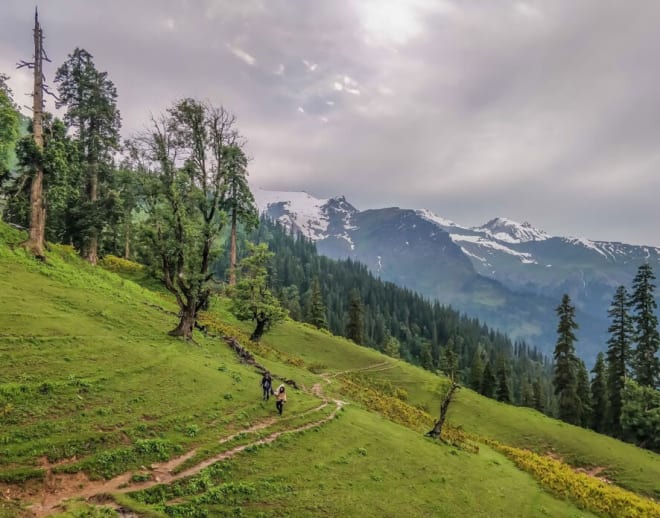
[275,384,287,415]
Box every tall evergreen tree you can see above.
[630,264,660,388]
[308,277,328,329]
[469,350,484,391]
[420,341,435,371]
[220,145,257,285]
[606,285,633,435]
[576,359,591,427]
[590,352,608,433]
[346,289,364,345]
[520,377,535,407]
[480,361,496,398]
[55,48,121,264]
[553,294,580,425]
[496,357,511,403]
[532,377,545,412]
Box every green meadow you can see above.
[0,223,658,517]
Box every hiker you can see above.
[261,372,273,401]
[275,384,287,415]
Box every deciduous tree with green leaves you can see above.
[133,98,241,338]
[0,74,19,182]
[621,380,660,452]
[230,243,286,341]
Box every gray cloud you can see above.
[1,0,658,245]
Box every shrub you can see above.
[98,255,145,274]
[490,441,660,518]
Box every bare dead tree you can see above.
[426,379,460,439]
[18,8,50,258]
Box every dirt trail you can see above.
[22,363,364,517]
[323,361,396,379]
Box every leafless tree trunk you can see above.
[21,9,46,258]
[426,381,460,439]
[85,162,98,264]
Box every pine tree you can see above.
[520,377,535,407]
[308,277,327,329]
[576,359,591,427]
[553,294,581,425]
[532,377,545,412]
[55,48,121,264]
[606,285,633,435]
[220,145,257,286]
[420,341,434,371]
[480,361,496,398]
[346,290,364,345]
[590,352,608,433]
[630,264,660,388]
[496,357,511,403]
[440,343,459,381]
[469,351,484,391]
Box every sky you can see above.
[1,0,659,246]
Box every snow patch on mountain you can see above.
[451,234,538,265]
[563,237,609,258]
[417,209,458,228]
[253,189,330,240]
[476,217,551,244]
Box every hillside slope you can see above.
[0,223,657,517]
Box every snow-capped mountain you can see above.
[255,189,660,361]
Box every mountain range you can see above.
[253,189,660,362]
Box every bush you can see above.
[490,441,660,517]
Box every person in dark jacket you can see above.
[261,372,273,400]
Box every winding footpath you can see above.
[21,366,362,517]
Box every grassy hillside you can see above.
[242,314,660,499]
[0,222,657,517]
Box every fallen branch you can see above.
[223,336,299,389]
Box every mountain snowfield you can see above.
[253,188,660,360]
[253,187,660,269]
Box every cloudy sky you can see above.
[1,0,659,246]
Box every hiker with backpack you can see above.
[275,384,287,415]
[261,372,273,401]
